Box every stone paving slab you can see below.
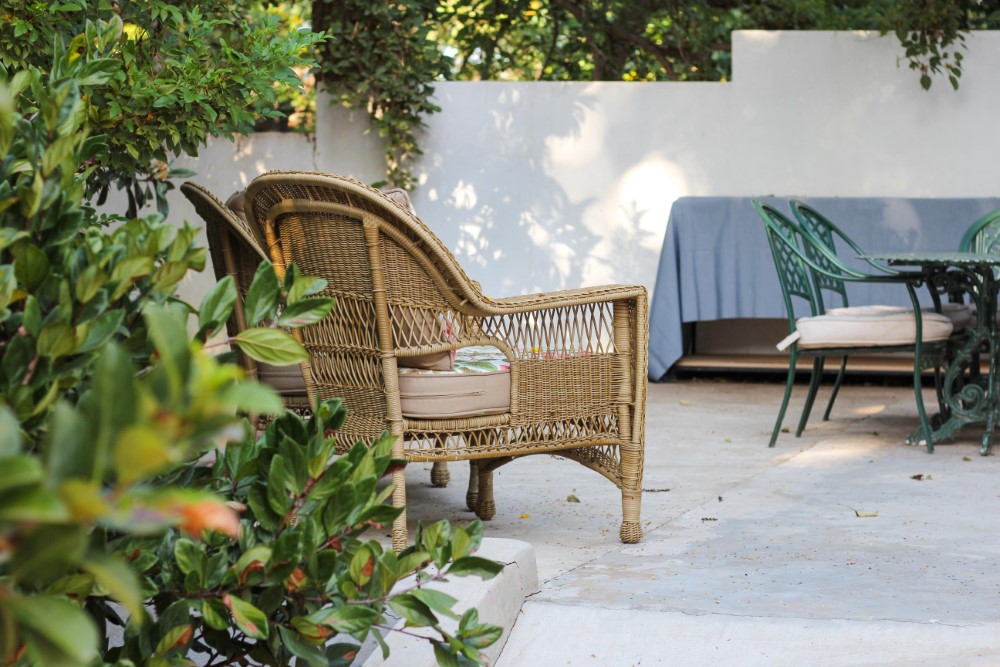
[399,379,1000,665]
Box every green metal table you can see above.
[868,252,1000,455]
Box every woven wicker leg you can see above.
[465,461,479,511]
[474,469,495,521]
[430,461,450,487]
[390,463,408,552]
[619,439,644,544]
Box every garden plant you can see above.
[0,7,502,666]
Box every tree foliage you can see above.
[314,0,1000,187]
[0,0,324,216]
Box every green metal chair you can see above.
[755,200,951,449]
[788,201,899,425]
[959,208,1000,254]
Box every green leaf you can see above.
[234,327,308,364]
[14,244,49,289]
[277,626,329,667]
[75,265,107,304]
[113,425,173,484]
[463,624,503,649]
[10,596,99,665]
[76,309,123,353]
[42,402,88,484]
[219,381,284,416]
[266,455,293,515]
[0,486,67,522]
[154,623,193,657]
[388,594,438,627]
[8,525,87,585]
[0,228,28,251]
[310,605,379,635]
[173,539,206,578]
[0,407,21,457]
[411,589,460,621]
[433,641,460,667]
[198,275,237,333]
[224,595,269,640]
[110,256,153,297]
[450,525,472,561]
[233,545,272,583]
[143,302,191,397]
[201,599,229,631]
[446,556,503,579]
[152,260,189,293]
[349,545,375,586]
[37,321,77,358]
[277,297,335,328]
[244,262,280,326]
[285,269,327,305]
[0,455,43,493]
[82,553,145,624]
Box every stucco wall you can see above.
[166,30,1000,304]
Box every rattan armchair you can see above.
[245,171,648,550]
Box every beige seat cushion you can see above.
[795,310,953,349]
[257,362,308,397]
[827,303,973,331]
[398,346,510,419]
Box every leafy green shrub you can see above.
[0,18,502,667]
[0,1,325,215]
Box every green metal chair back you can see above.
[959,208,1000,254]
[787,202,852,313]
[754,201,821,325]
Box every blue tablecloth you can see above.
[648,196,1000,381]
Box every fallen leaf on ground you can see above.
[566,494,580,503]
[854,510,878,518]
[963,456,972,461]
[724,438,732,443]
[519,513,530,519]
[679,400,695,406]
[911,474,924,481]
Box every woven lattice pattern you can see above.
[759,205,815,316]
[245,171,649,549]
[794,206,850,310]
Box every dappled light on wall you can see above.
[581,156,689,287]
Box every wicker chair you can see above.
[244,171,648,550]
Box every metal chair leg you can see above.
[770,350,799,447]
[797,356,825,437]
[823,355,848,421]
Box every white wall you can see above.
[166,30,1000,304]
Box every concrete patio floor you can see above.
[398,377,1000,666]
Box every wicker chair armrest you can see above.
[488,284,647,312]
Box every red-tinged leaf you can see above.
[172,496,240,538]
[285,567,308,592]
[154,624,192,656]
[223,595,269,640]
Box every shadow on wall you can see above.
[418,84,602,296]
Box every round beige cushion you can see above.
[796,310,953,349]
[827,302,973,331]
